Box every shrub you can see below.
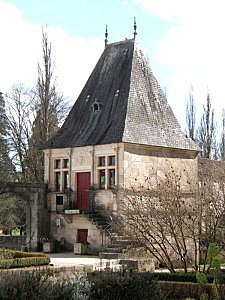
[0,256,50,269]
[0,249,47,259]
[0,249,50,269]
[88,270,167,300]
[0,269,91,300]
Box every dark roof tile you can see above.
[42,39,198,151]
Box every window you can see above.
[63,159,69,168]
[63,171,69,189]
[108,155,115,166]
[53,158,70,191]
[109,169,115,187]
[99,170,106,189]
[97,155,116,189]
[99,156,105,166]
[56,195,63,205]
[55,159,61,169]
[55,172,61,191]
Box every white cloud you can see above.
[134,0,225,127]
[0,1,103,103]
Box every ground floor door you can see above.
[76,172,91,210]
[77,229,88,243]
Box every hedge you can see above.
[0,249,47,260]
[0,256,50,269]
[158,281,225,300]
[0,249,50,269]
[153,271,218,283]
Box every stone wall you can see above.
[44,142,198,253]
[50,213,107,252]
[0,235,26,250]
[123,143,198,189]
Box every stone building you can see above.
[42,37,199,253]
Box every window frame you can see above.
[97,155,116,190]
[53,158,70,191]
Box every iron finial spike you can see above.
[105,24,108,47]
[133,17,137,39]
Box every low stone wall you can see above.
[0,235,26,250]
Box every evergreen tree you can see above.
[0,92,15,181]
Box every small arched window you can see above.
[92,100,102,112]
[93,102,100,111]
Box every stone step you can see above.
[107,243,122,248]
[103,247,123,253]
[99,252,123,259]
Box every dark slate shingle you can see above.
[42,39,198,151]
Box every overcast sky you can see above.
[0,0,224,129]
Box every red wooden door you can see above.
[77,172,91,209]
[77,229,88,243]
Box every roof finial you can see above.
[133,17,137,39]
[105,25,108,47]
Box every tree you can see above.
[113,161,225,273]
[114,167,199,273]
[0,91,26,234]
[0,193,26,235]
[219,109,225,160]
[198,159,225,271]
[197,93,216,159]
[26,28,68,182]
[4,85,32,181]
[4,29,68,182]
[0,92,15,181]
[185,86,196,141]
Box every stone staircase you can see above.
[82,209,111,231]
[82,208,129,259]
[99,234,130,259]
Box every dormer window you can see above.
[92,99,102,112]
[93,102,100,111]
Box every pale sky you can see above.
[0,0,225,129]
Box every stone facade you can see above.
[44,141,198,252]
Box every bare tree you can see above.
[219,110,225,160]
[197,92,216,159]
[26,28,69,182]
[198,159,225,272]
[115,167,199,273]
[4,85,32,181]
[113,161,225,273]
[186,86,196,141]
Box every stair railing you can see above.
[101,215,113,247]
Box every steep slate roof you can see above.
[42,38,198,151]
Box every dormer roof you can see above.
[42,38,198,151]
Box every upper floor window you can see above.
[108,155,115,166]
[55,159,61,169]
[99,156,106,166]
[53,158,70,191]
[97,155,116,189]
